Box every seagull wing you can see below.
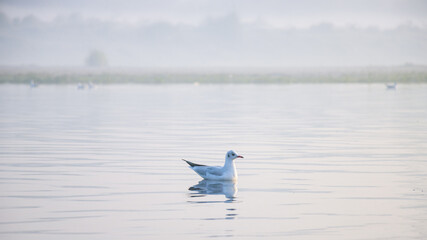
[182,159,225,179]
[206,166,223,176]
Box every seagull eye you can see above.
[232,153,235,156]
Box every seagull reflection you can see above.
[188,180,239,220]
[188,180,238,201]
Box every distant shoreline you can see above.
[1,65,427,84]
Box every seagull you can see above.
[183,150,243,181]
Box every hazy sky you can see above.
[2,0,427,28]
[1,0,427,68]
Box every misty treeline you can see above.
[1,66,427,84]
[0,12,426,68]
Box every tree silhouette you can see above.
[85,50,108,67]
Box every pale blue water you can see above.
[0,84,426,239]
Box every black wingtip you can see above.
[182,159,206,167]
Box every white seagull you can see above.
[183,150,243,181]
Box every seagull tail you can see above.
[182,159,206,167]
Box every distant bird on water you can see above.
[183,150,243,181]
[77,82,85,90]
[386,82,397,89]
[30,80,38,88]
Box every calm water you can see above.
[0,84,426,239]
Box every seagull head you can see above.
[226,150,244,161]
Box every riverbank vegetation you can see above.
[1,65,426,84]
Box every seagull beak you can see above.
[237,155,244,158]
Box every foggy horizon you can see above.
[1,0,427,68]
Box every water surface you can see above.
[1,84,426,239]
